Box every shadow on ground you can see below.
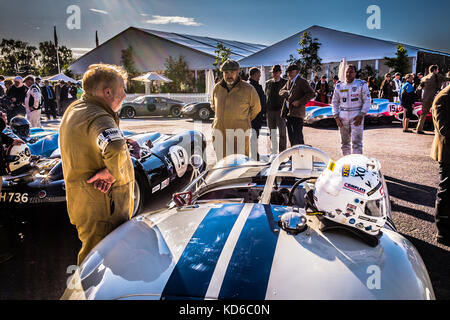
[402,233,450,299]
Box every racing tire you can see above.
[132,171,148,217]
[170,106,182,118]
[196,107,211,121]
[121,107,136,119]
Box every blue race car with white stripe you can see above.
[62,145,435,300]
[304,99,398,126]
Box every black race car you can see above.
[0,130,207,217]
[181,102,214,121]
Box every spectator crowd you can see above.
[0,74,83,127]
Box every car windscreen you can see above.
[132,96,146,103]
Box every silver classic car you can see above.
[62,145,434,300]
[119,95,185,118]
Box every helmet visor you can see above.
[364,197,386,217]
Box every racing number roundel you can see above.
[169,146,188,177]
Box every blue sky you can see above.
[0,0,449,57]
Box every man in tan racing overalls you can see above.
[59,64,134,265]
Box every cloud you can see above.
[90,8,109,15]
[145,15,202,26]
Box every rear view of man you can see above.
[59,64,135,264]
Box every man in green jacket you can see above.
[430,85,450,246]
[59,64,135,264]
[210,60,261,160]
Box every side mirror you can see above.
[190,154,203,170]
[190,154,204,182]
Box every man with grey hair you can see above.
[210,59,261,160]
[332,64,371,155]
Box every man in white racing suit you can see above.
[332,65,371,155]
[23,75,42,128]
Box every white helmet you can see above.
[5,143,32,174]
[313,154,387,235]
[169,145,188,178]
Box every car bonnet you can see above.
[65,203,434,300]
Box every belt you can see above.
[340,107,362,112]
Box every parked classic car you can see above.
[119,95,185,119]
[394,102,433,125]
[181,102,215,121]
[304,99,398,126]
[0,129,207,217]
[62,145,434,300]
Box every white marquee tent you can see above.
[238,25,450,77]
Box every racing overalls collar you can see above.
[81,93,120,126]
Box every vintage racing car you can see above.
[181,102,215,121]
[62,145,434,300]
[394,102,433,125]
[119,95,185,119]
[305,99,398,126]
[0,129,207,217]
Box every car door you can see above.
[154,97,170,116]
[143,97,157,116]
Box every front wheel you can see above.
[121,106,136,119]
[171,106,182,118]
[197,107,211,120]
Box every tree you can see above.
[38,41,74,76]
[359,64,376,80]
[0,39,40,75]
[384,44,410,76]
[164,55,192,93]
[286,32,322,78]
[213,42,231,77]
[120,46,143,93]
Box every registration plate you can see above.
[0,192,29,203]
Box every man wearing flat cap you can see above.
[210,59,261,160]
[279,64,315,146]
[265,65,287,153]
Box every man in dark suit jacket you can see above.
[430,85,450,245]
[279,64,315,146]
[42,80,57,120]
[265,65,287,153]
[248,67,266,160]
